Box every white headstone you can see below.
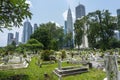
[104,55,119,80]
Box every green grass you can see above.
[0,57,106,80]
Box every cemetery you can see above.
[1,49,117,80]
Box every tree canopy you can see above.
[0,0,32,31]
[74,18,85,49]
[25,39,44,54]
[87,10,117,50]
[31,22,64,50]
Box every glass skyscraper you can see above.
[22,20,32,43]
[66,8,74,48]
[15,32,19,45]
[7,33,14,45]
[67,8,73,33]
[117,9,120,30]
[75,4,85,19]
[33,23,38,32]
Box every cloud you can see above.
[63,10,68,20]
[50,21,61,27]
[26,0,32,7]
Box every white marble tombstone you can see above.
[104,55,119,80]
[58,59,61,70]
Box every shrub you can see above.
[61,50,66,60]
[41,50,53,61]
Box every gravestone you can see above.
[104,55,119,80]
[20,56,22,63]
[58,59,61,70]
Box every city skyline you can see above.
[0,0,120,47]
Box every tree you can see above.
[5,41,16,55]
[31,22,64,50]
[87,10,117,50]
[25,39,44,54]
[0,0,32,31]
[74,18,84,50]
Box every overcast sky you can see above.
[0,0,120,47]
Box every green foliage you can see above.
[64,32,74,49]
[41,50,52,61]
[87,10,117,50]
[24,39,44,54]
[31,22,64,50]
[15,43,26,54]
[23,53,27,58]
[61,50,66,60]
[74,18,85,49]
[0,0,32,31]
[5,41,17,55]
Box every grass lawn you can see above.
[0,56,106,80]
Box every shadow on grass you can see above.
[0,74,29,80]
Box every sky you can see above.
[0,0,120,47]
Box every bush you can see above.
[23,54,27,58]
[41,50,53,61]
[61,50,66,60]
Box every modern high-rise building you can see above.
[64,21,67,35]
[117,9,120,30]
[15,32,19,45]
[22,20,32,43]
[75,3,85,20]
[67,8,73,33]
[75,3,88,48]
[33,23,38,32]
[66,8,74,47]
[7,33,14,45]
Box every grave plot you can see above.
[0,55,31,70]
[53,59,89,80]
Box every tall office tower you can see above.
[15,32,19,45]
[34,23,38,32]
[75,3,85,19]
[67,8,73,33]
[75,3,88,48]
[22,20,32,43]
[66,8,74,47]
[64,21,67,35]
[117,9,120,30]
[7,33,14,45]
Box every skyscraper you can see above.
[75,3,85,19]
[15,32,19,45]
[33,23,38,32]
[64,21,67,35]
[75,3,88,48]
[7,33,14,45]
[67,8,73,33]
[66,8,74,47]
[117,9,120,30]
[22,20,32,43]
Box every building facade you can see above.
[34,23,38,32]
[67,8,73,33]
[117,9,120,30]
[75,3,88,48]
[15,32,19,45]
[64,21,67,35]
[7,33,14,45]
[75,4,85,19]
[22,20,32,43]
[66,8,74,48]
